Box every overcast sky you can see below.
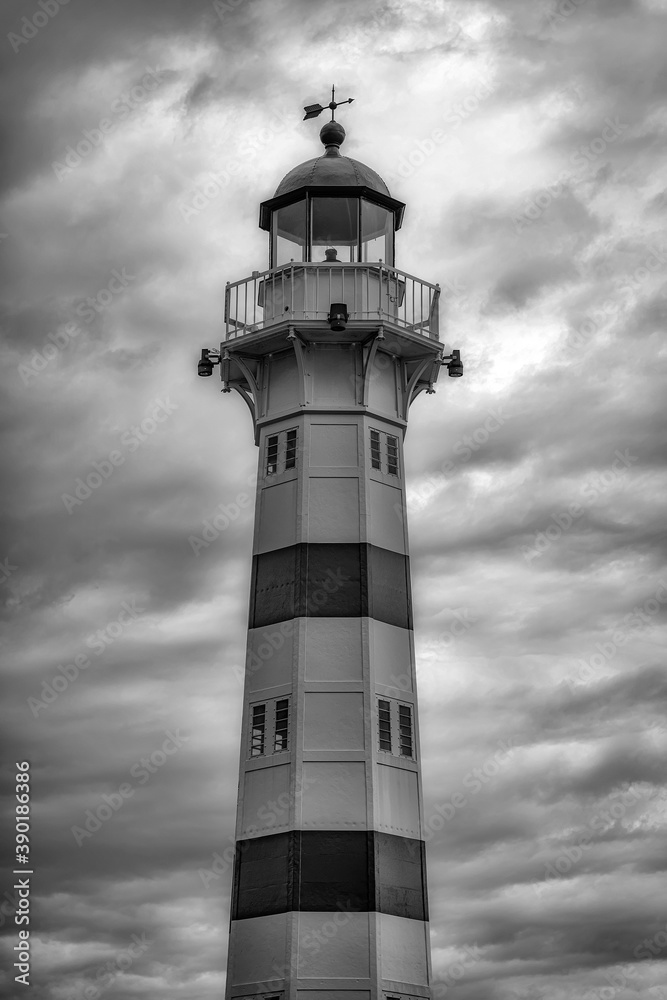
[1,0,667,998]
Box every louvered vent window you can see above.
[377,699,415,759]
[265,428,298,476]
[386,434,399,476]
[378,699,392,752]
[250,704,266,757]
[370,428,401,477]
[249,698,291,758]
[266,435,279,476]
[370,429,382,470]
[274,699,290,752]
[399,704,413,757]
[285,429,298,469]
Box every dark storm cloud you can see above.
[0,0,318,197]
[1,0,197,193]
[488,253,579,309]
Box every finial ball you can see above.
[320,120,346,149]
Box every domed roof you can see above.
[273,121,391,198]
[274,154,390,197]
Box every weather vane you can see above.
[303,84,354,122]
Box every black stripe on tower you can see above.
[230,830,428,921]
[249,543,413,629]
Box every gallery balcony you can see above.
[224,262,440,342]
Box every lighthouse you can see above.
[199,93,462,1000]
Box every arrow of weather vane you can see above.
[303,85,354,121]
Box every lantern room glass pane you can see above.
[273,200,306,266]
[361,199,393,264]
[311,197,359,262]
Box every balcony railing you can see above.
[224,262,440,340]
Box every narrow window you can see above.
[378,699,392,752]
[266,435,279,476]
[370,429,382,470]
[285,429,297,470]
[398,704,413,757]
[250,704,266,756]
[274,698,290,752]
[386,434,399,476]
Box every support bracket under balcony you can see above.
[403,355,439,418]
[359,326,385,407]
[226,353,259,432]
[287,327,308,408]
[229,384,256,426]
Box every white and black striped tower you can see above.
[199,93,462,1000]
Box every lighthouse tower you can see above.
[199,99,462,1000]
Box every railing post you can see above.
[378,263,383,323]
[224,282,230,340]
[251,271,259,328]
[431,285,440,339]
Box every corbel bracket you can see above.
[287,326,308,407]
[360,326,385,407]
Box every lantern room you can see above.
[259,120,405,267]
